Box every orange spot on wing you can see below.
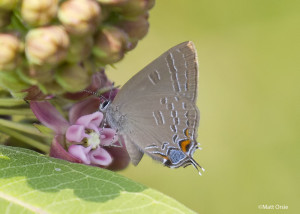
[185,129,189,137]
[157,154,169,160]
[180,139,191,153]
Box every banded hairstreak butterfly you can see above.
[101,41,204,174]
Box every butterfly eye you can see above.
[100,100,110,111]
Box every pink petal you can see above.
[68,145,92,164]
[23,85,51,101]
[102,88,119,101]
[89,147,112,166]
[75,112,103,133]
[105,137,130,171]
[69,97,101,124]
[90,70,109,89]
[49,135,82,163]
[66,125,89,143]
[100,128,117,146]
[30,101,69,134]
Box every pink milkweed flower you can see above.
[30,96,130,170]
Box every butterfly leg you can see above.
[100,114,107,129]
[105,114,127,147]
[107,129,123,147]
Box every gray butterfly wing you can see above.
[121,134,144,166]
[107,41,199,166]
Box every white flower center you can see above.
[87,132,101,149]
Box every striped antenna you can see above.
[83,89,107,102]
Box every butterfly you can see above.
[101,41,204,174]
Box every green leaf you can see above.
[0,146,196,214]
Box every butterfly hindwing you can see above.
[106,41,200,167]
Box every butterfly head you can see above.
[99,100,111,112]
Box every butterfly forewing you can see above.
[106,41,200,167]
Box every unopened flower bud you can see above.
[0,34,23,71]
[0,9,11,28]
[21,0,58,26]
[25,26,69,65]
[119,14,149,42]
[41,80,64,94]
[126,40,137,51]
[20,64,55,84]
[119,0,155,17]
[55,62,91,92]
[58,0,101,35]
[22,85,49,101]
[0,0,19,10]
[93,26,129,64]
[66,36,93,63]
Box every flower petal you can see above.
[68,145,92,164]
[50,135,82,163]
[100,128,117,146]
[105,137,130,171]
[75,111,103,133]
[30,101,69,134]
[69,97,100,124]
[23,85,52,101]
[66,125,89,143]
[89,147,112,166]
[102,88,119,101]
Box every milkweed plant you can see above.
[0,0,155,170]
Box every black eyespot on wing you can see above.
[163,159,172,167]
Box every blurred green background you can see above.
[107,1,300,213]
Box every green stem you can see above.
[0,98,26,107]
[0,108,34,116]
[0,119,52,138]
[0,126,49,153]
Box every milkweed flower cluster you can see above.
[30,96,130,170]
[0,0,155,171]
[0,0,154,96]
